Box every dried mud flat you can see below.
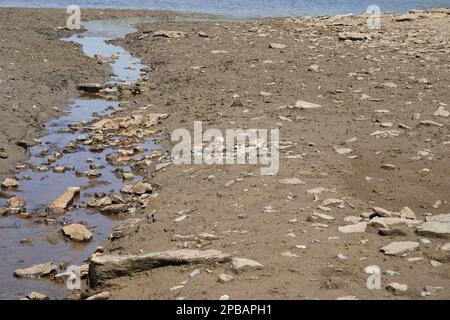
[1,7,450,300]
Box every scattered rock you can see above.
[269,43,287,49]
[218,273,234,283]
[77,83,103,93]
[419,120,443,127]
[121,182,152,195]
[386,282,408,295]
[26,292,49,300]
[153,30,187,38]
[338,32,370,41]
[433,106,449,118]
[62,224,92,242]
[380,241,419,255]
[49,187,80,209]
[338,222,367,233]
[294,100,322,110]
[86,291,111,300]
[110,218,141,240]
[400,207,417,220]
[279,178,305,185]
[1,178,18,188]
[308,64,319,72]
[100,204,129,215]
[231,258,264,273]
[14,262,57,278]
[416,214,450,238]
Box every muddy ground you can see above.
[1,7,450,300]
[0,8,176,180]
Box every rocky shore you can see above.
[1,7,450,300]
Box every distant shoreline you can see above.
[1,3,449,19]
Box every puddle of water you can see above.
[0,19,155,300]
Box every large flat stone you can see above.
[14,262,57,278]
[89,249,230,287]
[49,187,80,209]
[380,241,419,255]
[416,215,450,238]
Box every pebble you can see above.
[386,283,408,295]
[218,273,234,283]
[231,258,264,273]
[1,178,19,188]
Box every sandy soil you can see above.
[2,7,450,300]
[102,9,450,300]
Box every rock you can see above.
[312,212,335,221]
[419,120,443,127]
[0,151,8,159]
[380,241,419,255]
[386,283,408,295]
[100,204,129,215]
[92,118,119,131]
[26,292,49,300]
[441,243,450,251]
[121,182,152,195]
[189,269,200,277]
[307,187,335,195]
[89,249,231,287]
[7,195,26,214]
[337,296,358,300]
[269,43,287,49]
[433,106,449,118]
[421,286,443,297]
[49,187,80,209]
[198,232,220,240]
[369,217,421,229]
[88,196,112,208]
[231,258,264,273]
[380,82,397,88]
[338,32,370,41]
[416,214,450,238]
[77,83,103,93]
[198,31,209,38]
[153,30,187,38]
[294,100,322,109]
[281,251,299,258]
[364,265,381,275]
[338,222,367,233]
[279,178,305,185]
[155,162,171,171]
[381,164,396,170]
[1,178,18,188]
[334,146,353,155]
[218,273,234,283]
[372,207,395,217]
[110,218,141,240]
[430,260,442,267]
[344,216,362,224]
[337,253,348,261]
[86,291,111,300]
[400,207,417,220]
[14,262,57,278]
[395,14,418,22]
[308,64,319,72]
[62,224,92,242]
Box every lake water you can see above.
[1,0,450,17]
